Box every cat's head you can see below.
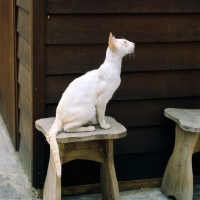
[108,32,135,57]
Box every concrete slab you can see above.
[0,113,200,200]
[0,114,40,200]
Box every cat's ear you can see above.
[108,32,116,52]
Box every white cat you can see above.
[47,33,135,177]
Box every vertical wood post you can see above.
[31,0,46,188]
[100,140,120,200]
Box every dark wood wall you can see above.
[44,0,200,187]
[0,0,16,147]
[16,0,32,179]
[16,0,46,187]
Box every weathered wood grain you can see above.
[39,118,123,199]
[17,6,30,41]
[161,125,199,200]
[46,0,200,14]
[18,136,31,180]
[45,70,200,103]
[41,178,162,197]
[19,111,31,152]
[101,140,120,200]
[46,43,200,74]
[40,175,200,197]
[17,34,30,70]
[18,86,31,122]
[62,141,104,164]
[46,14,200,44]
[36,117,126,143]
[18,61,31,98]
[45,97,200,128]
[164,108,200,132]
[16,0,30,12]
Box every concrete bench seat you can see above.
[161,108,200,200]
[35,116,126,200]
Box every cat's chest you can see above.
[98,74,121,96]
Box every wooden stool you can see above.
[35,116,126,200]
[161,108,200,200]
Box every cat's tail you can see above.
[46,118,62,178]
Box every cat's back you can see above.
[59,70,99,104]
[69,69,99,90]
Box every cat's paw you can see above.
[101,123,111,130]
[87,126,95,132]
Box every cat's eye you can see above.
[124,41,127,44]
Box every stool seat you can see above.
[35,116,127,200]
[165,108,200,132]
[36,116,127,143]
[161,108,200,200]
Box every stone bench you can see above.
[35,116,126,200]
[161,108,200,200]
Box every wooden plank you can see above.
[31,0,46,188]
[17,34,30,70]
[39,178,161,198]
[114,125,175,155]
[18,135,31,180]
[46,43,200,74]
[46,14,200,44]
[18,86,31,122]
[46,0,200,14]
[17,6,30,41]
[39,175,200,197]
[62,178,162,196]
[0,0,17,147]
[18,61,31,98]
[45,97,200,127]
[64,175,200,196]
[45,70,200,103]
[16,0,30,12]
[19,111,31,152]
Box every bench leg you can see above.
[43,151,61,200]
[161,125,199,200]
[100,140,120,200]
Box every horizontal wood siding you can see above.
[18,136,31,179]
[46,43,200,74]
[17,34,31,70]
[17,7,30,41]
[44,1,200,187]
[46,0,200,14]
[46,71,200,103]
[46,97,200,128]
[16,0,30,12]
[18,61,31,97]
[16,2,32,180]
[46,14,200,44]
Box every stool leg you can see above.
[43,151,61,200]
[100,140,120,200]
[161,125,199,200]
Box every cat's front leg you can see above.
[96,99,111,130]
